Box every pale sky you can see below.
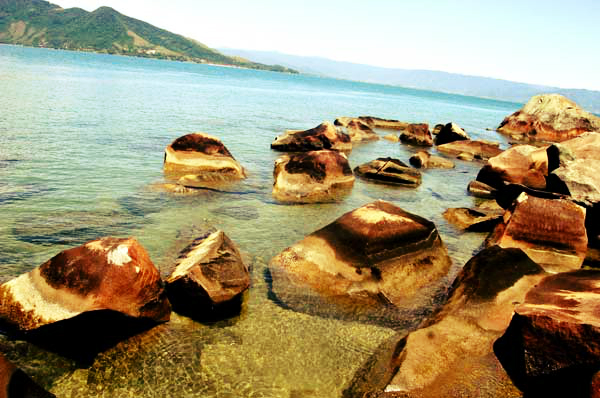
[51,0,600,91]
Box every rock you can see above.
[271,121,352,153]
[399,123,433,146]
[354,158,422,187]
[334,117,353,127]
[165,230,250,317]
[164,132,246,181]
[342,119,380,143]
[443,207,502,232]
[357,116,409,130]
[494,269,600,397]
[497,94,600,143]
[467,180,496,198]
[0,237,170,332]
[272,150,355,203]
[434,122,470,145]
[475,144,548,190]
[432,124,444,135]
[409,151,455,169]
[436,140,503,160]
[0,353,55,397]
[354,247,545,397]
[269,200,452,325]
[485,192,588,272]
[383,134,399,142]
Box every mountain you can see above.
[220,48,600,113]
[0,0,297,73]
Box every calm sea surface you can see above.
[0,44,519,397]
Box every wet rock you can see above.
[399,123,433,146]
[269,200,452,326]
[165,230,250,319]
[485,192,588,272]
[271,121,352,153]
[432,124,444,136]
[354,158,422,187]
[475,144,548,190]
[0,353,55,397]
[443,207,502,232]
[272,150,355,203]
[357,116,409,130]
[349,247,544,397]
[164,132,246,180]
[383,134,399,142]
[434,122,470,145]
[0,237,171,332]
[436,140,503,160]
[497,94,600,143]
[467,180,496,199]
[494,269,600,397]
[409,151,454,169]
[341,119,380,143]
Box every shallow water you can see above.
[0,44,520,396]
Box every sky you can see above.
[50,0,600,91]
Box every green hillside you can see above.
[0,0,297,73]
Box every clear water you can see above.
[0,44,520,397]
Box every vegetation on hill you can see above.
[0,0,298,73]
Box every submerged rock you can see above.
[409,151,455,169]
[476,144,548,190]
[399,123,433,146]
[269,200,452,325]
[497,94,600,143]
[272,150,354,203]
[271,121,352,152]
[354,157,422,187]
[434,122,470,145]
[436,140,503,160]
[494,269,600,397]
[0,353,55,397]
[0,237,171,332]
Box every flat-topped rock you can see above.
[269,201,451,325]
[357,116,409,130]
[494,269,600,397]
[485,192,588,272]
[271,121,352,152]
[434,122,470,145]
[0,237,171,332]
[341,119,380,142]
[0,353,55,397]
[409,151,455,169]
[399,123,433,146]
[476,144,548,190]
[164,132,246,180]
[497,94,600,143]
[436,140,503,160]
[272,150,354,203]
[354,158,421,187]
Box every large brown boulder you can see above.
[354,158,422,187]
[165,230,250,317]
[341,119,380,142]
[497,94,600,143]
[494,269,600,397]
[163,132,246,181]
[269,201,452,325]
[434,122,470,145]
[272,150,354,203]
[0,237,171,332]
[409,151,455,169]
[436,140,503,161]
[485,192,588,272]
[399,123,433,146]
[271,121,352,152]
[0,354,55,397]
[476,144,548,190]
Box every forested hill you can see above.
[0,0,297,73]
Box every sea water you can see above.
[0,44,519,397]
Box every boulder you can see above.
[0,353,55,397]
[271,121,352,153]
[475,144,548,190]
[409,151,454,169]
[467,180,496,199]
[342,119,380,142]
[399,123,433,146]
[434,122,470,145]
[269,200,452,325]
[494,269,600,397]
[165,230,250,317]
[357,116,409,130]
[354,158,421,187]
[347,247,545,397]
[497,94,600,143]
[436,140,503,160]
[163,132,246,180]
[485,192,588,272]
[272,150,355,203]
[443,207,502,232]
[0,237,171,332]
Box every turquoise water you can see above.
[0,44,519,397]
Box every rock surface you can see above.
[165,230,250,316]
[434,122,471,145]
[467,180,496,198]
[0,237,171,332]
[436,140,503,160]
[354,158,422,187]
[476,144,548,190]
[272,150,355,203]
[0,353,55,397]
[342,119,380,142]
[486,192,588,272]
[271,121,352,153]
[269,200,452,325]
[497,94,600,142]
[443,207,502,232]
[399,123,433,146]
[383,134,400,142]
[357,116,409,130]
[494,269,600,397]
[409,151,455,169]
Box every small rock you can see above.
[354,157,421,187]
[434,122,470,145]
[383,134,399,142]
[443,207,502,232]
[467,180,496,198]
[409,151,455,169]
[399,123,433,146]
